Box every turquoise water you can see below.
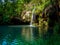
[0,26,60,45]
[0,26,40,45]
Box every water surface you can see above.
[0,26,60,45]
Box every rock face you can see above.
[42,1,60,35]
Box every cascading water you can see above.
[30,5,36,27]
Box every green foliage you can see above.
[16,0,24,15]
[0,3,3,14]
[1,0,32,23]
[0,0,57,24]
[3,1,15,22]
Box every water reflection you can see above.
[0,26,44,45]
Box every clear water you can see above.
[0,26,41,45]
[0,26,60,45]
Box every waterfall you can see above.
[30,6,36,26]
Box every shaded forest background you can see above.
[0,0,60,26]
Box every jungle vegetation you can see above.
[0,0,60,26]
